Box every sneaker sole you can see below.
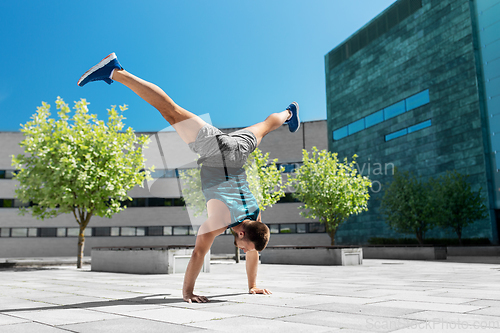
[291,102,300,132]
[77,53,117,86]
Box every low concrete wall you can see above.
[363,246,447,260]
[91,245,210,274]
[447,246,500,256]
[261,246,363,266]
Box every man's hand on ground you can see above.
[183,293,210,303]
[249,287,272,295]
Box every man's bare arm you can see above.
[183,226,225,303]
[246,250,272,295]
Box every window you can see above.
[28,228,37,237]
[280,224,297,234]
[406,89,430,111]
[111,227,120,236]
[308,223,326,233]
[384,100,406,120]
[269,225,280,234]
[332,89,430,141]
[93,227,111,237]
[333,126,348,141]
[57,228,67,237]
[297,224,307,233]
[173,226,190,235]
[385,128,408,141]
[0,171,5,179]
[121,227,136,236]
[163,226,172,235]
[348,118,365,135]
[0,228,10,237]
[408,119,432,133]
[147,226,164,236]
[365,110,384,128]
[39,228,57,237]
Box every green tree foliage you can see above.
[12,98,151,268]
[179,147,285,217]
[288,147,371,245]
[244,148,285,211]
[433,170,488,246]
[380,169,434,244]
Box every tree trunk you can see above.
[415,230,424,245]
[77,226,85,269]
[457,227,463,246]
[325,221,337,245]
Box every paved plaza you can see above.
[1,258,500,332]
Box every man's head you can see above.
[233,220,270,253]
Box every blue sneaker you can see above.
[77,53,123,87]
[284,102,300,132]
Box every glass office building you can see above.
[326,0,500,244]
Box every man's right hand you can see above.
[183,293,210,303]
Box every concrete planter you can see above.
[446,246,500,256]
[363,245,447,260]
[91,245,210,274]
[261,246,363,266]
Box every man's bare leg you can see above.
[245,110,292,146]
[112,69,206,144]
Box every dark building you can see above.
[325,0,500,244]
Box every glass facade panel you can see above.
[11,228,27,237]
[94,227,111,237]
[121,227,136,236]
[136,227,146,236]
[386,128,408,141]
[280,224,297,233]
[406,90,430,111]
[408,120,432,133]
[365,110,384,128]
[348,118,365,135]
[67,228,79,237]
[40,228,57,237]
[384,100,406,120]
[28,228,38,237]
[111,227,120,236]
[333,126,348,140]
[0,170,5,179]
[269,224,279,234]
[57,228,67,237]
[0,228,9,237]
[173,226,190,235]
[5,170,17,179]
[308,223,326,233]
[163,226,172,235]
[297,223,307,233]
[147,226,163,236]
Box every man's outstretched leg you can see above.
[245,102,300,146]
[78,53,206,145]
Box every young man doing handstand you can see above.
[78,53,300,303]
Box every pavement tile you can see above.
[0,322,70,332]
[401,310,500,329]
[0,297,50,312]
[0,313,31,326]
[189,315,334,333]
[302,302,423,317]
[61,317,205,333]
[468,306,500,317]
[126,306,238,324]
[198,302,314,319]
[465,300,500,307]
[6,308,123,326]
[368,300,483,313]
[279,311,422,332]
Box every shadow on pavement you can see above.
[0,293,247,313]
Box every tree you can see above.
[380,169,434,244]
[433,170,488,246]
[12,98,151,268]
[179,147,285,217]
[288,147,371,245]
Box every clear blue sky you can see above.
[0,0,396,132]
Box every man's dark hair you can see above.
[243,221,270,251]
